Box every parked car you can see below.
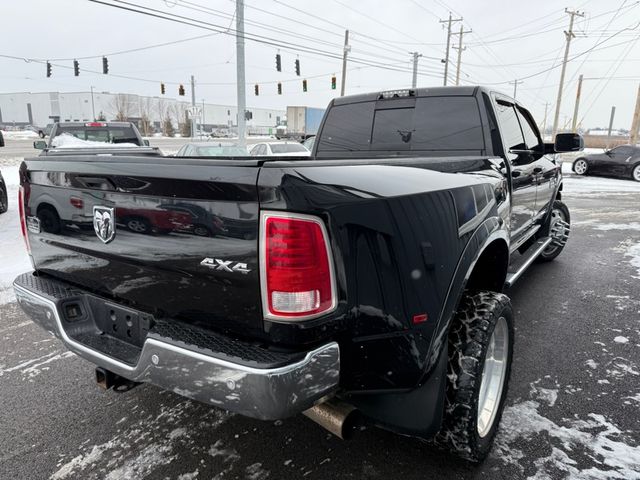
[37,123,55,138]
[572,144,640,182]
[175,142,249,157]
[0,170,7,214]
[249,141,310,156]
[0,129,4,147]
[302,135,315,152]
[14,86,582,462]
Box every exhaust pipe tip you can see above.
[303,399,359,440]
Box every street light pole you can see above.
[90,86,96,121]
[236,0,246,146]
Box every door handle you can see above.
[532,167,543,174]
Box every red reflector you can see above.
[18,186,31,253]
[69,196,84,209]
[85,122,106,127]
[412,313,428,324]
[261,213,336,320]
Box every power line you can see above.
[175,0,444,70]
[86,0,448,80]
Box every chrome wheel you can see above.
[573,159,588,175]
[633,165,640,182]
[543,207,569,256]
[477,316,509,438]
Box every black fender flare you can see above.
[350,217,509,439]
[424,216,509,377]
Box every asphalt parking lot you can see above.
[1,140,639,479]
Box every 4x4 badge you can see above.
[200,258,251,274]
[93,206,116,244]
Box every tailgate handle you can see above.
[76,176,116,191]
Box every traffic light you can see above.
[178,84,185,96]
[254,84,259,96]
[160,82,165,95]
[275,53,281,72]
[277,82,282,95]
[102,56,109,74]
[302,79,307,92]
[331,75,336,90]
[46,61,52,78]
[295,59,300,76]
[73,60,79,76]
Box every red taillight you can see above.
[85,122,106,127]
[70,196,84,209]
[18,186,31,253]
[260,212,336,320]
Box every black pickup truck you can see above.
[14,86,582,462]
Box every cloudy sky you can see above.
[1,0,639,130]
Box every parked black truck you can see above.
[14,86,582,462]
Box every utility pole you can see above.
[340,30,350,96]
[202,98,205,132]
[541,102,549,139]
[606,106,616,149]
[630,83,640,145]
[439,13,462,86]
[90,86,96,121]
[451,25,471,86]
[236,0,246,146]
[190,75,196,139]
[571,74,583,133]
[411,52,422,88]
[508,79,524,99]
[552,8,584,138]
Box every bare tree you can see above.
[139,97,154,136]
[171,102,189,137]
[156,98,172,136]
[110,94,132,121]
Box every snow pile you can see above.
[51,133,138,149]
[1,129,39,140]
[494,383,640,479]
[0,166,33,305]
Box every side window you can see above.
[494,101,525,154]
[612,146,631,156]
[516,108,542,150]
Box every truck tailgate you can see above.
[22,156,264,338]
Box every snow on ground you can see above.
[0,350,75,379]
[51,400,233,480]
[0,166,32,305]
[561,162,640,196]
[624,243,640,278]
[494,382,640,479]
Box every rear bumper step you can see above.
[13,272,340,420]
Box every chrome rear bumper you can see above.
[14,273,340,420]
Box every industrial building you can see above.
[0,91,285,135]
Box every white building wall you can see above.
[0,92,284,132]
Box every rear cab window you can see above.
[52,124,141,145]
[316,95,486,157]
[270,143,309,154]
